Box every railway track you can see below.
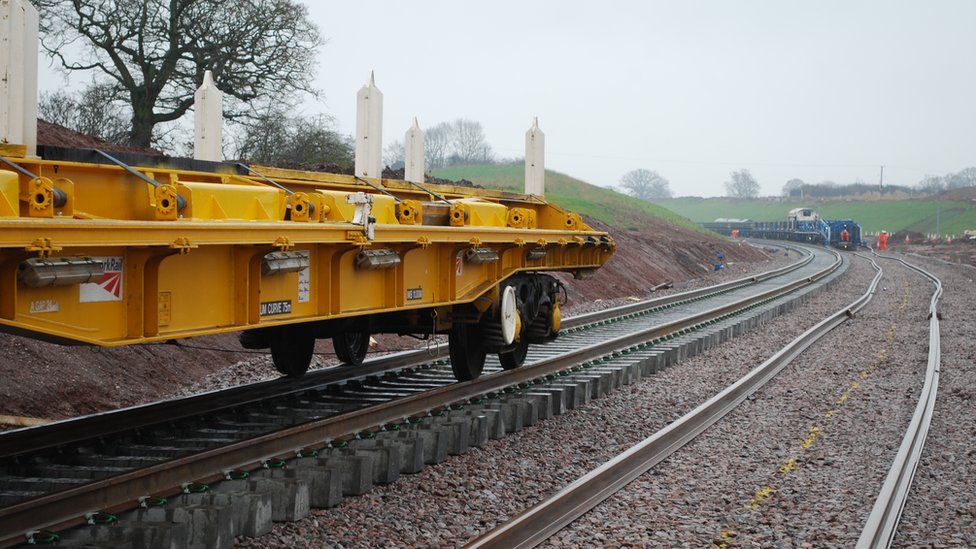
[0,243,843,547]
[858,256,943,549]
[468,253,942,549]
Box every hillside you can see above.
[433,163,703,233]
[658,196,976,235]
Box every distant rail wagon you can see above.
[702,208,863,250]
[0,146,614,382]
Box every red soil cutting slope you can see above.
[36,120,163,155]
[562,217,765,305]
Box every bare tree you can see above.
[39,83,131,144]
[620,169,671,200]
[946,167,976,189]
[383,140,405,169]
[916,175,945,194]
[233,106,353,169]
[425,122,451,169]
[475,143,494,163]
[448,119,493,164]
[417,118,496,168]
[36,0,323,147]
[725,169,760,198]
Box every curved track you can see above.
[468,252,942,549]
[467,250,875,548]
[857,256,943,549]
[0,244,842,545]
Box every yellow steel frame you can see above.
[0,152,614,346]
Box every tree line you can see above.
[782,168,976,199]
[617,168,760,200]
[619,166,976,203]
[33,0,508,174]
[383,119,495,170]
[914,168,976,194]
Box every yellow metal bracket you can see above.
[507,207,536,229]
[169,237,197,255]
[397,199,422,225]
[154,185,180,220]
[449,203,468,226]
[273,236,294,251]
[340,231,367,245]
[288,192,312,222]
[562,212,583,230]
[27,177,57,218]
[26,238,63,257]
[415,236,431,249]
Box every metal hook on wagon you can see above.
[427,309,439,357]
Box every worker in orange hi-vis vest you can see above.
[731,229,739,238]
[878,231,889,251]
[840,227,850,242]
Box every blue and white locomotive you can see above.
[703,208,863,250]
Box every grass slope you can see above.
[659,197,976,235]
[433,163,703,232]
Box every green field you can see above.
[433,163,704,232]
[658,197,976,235]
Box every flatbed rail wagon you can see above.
[0,146,614,381]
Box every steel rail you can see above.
[856,255,943,549]
[0,247,838,544]
[466,251,878,549]
[565,242,811,326]
[0,244,810,460]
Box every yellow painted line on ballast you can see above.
[748,486,776,510]
[714,287,912,540]
[712,529,737,549]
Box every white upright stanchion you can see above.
[524,117,545,196]
[0,0,39,156]
[193,70,223,161]
[355,71,383,179]
[404,117,425,183]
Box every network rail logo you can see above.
[80,257,124,303]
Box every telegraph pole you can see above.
[879,165,884,193]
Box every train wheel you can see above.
[498,338,529,370]
[449,322,487,381]
[333,330,370,365]
[270,328,314,378]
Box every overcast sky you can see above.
[38,1,976,197]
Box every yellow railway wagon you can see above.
[0,145,614,381]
